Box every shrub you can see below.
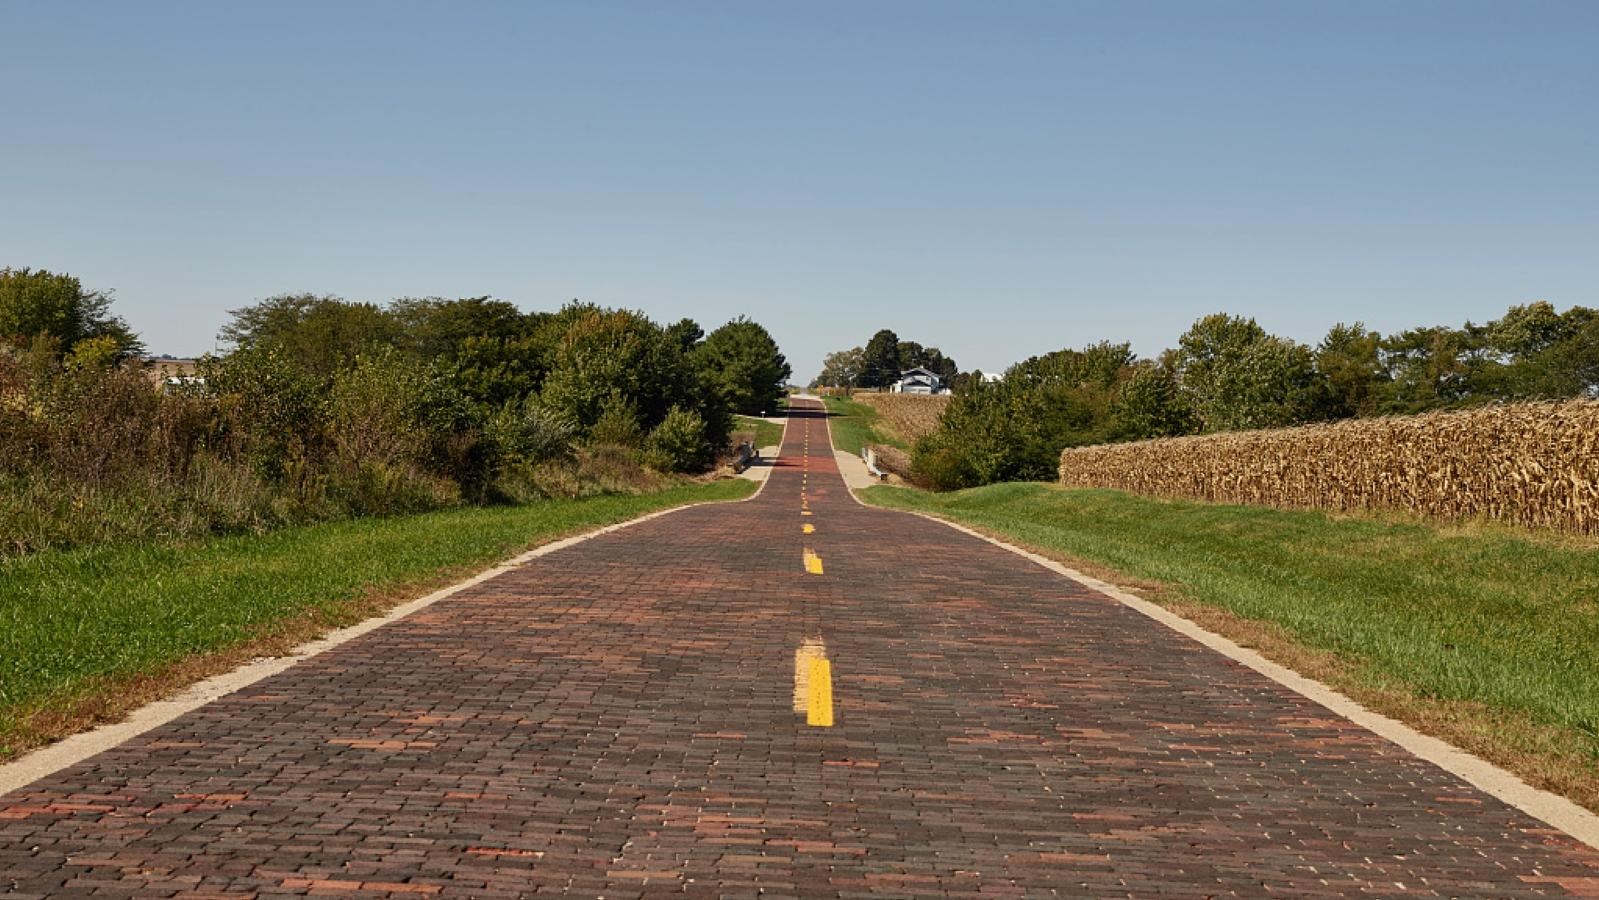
[643,405,712,472]
[589,392,645,448]
[579,444,666,493]
[198,348,326,484]
[329,348,431,467]
[910,445,980,492]
[328,348,492,500]
[485,397,577,466]
[1,278,788,557]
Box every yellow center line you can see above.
[802,547,824,575]
[792,638,824,711]
[792,638,834,727]
[807,657,834,727]
[802,523,815,534]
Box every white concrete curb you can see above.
[840,483,1599,853]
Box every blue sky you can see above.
[3,1,1595,378]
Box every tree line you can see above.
[860,303,1598,490]
[814,328,959,390]
[0,267,790,554]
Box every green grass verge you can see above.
[0,479,755,755]
[862,481,1599,804]
[823,395,906,455]
[734,414,785,448]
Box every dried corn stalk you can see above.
[1058,400,1599,534]
[855,393,951,445]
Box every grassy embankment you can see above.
[823,395,908,455]
[733,415,785,449]
[0,479,755,759]
[863,481,1599,812]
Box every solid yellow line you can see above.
[807,657,834,727]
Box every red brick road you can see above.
[4,398,1599,897]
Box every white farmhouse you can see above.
[890,366,943,395]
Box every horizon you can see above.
[4,1,1595,379]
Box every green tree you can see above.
[1480,302,1599,400]
[1376,325,1473,413]
[485,397,576,466]
[1486,301,1572,359]
[535,303,736,456]
[1530,313,1599,399]
[385,296,550,407]
[1315,322,1385,418]
[327,346,489,500]
[329,346,434,468]
[899,341,959,382]
[1110,363,1192,439]
[388,296,532,359]
[692,317,791,415]
[219,294,396,380]
[0,267,141,357]
[815,347,864,389]
[912,341,1147,489]
[859,329,902,389]
[665,318,705,354]
[1175,313,1323,431]
[913,371,1074,488]
[448,333,545,408]
[539,305,707,431]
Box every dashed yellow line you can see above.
[802,523,815,534]
[803,547,823,575]
[792,639,835,727]
[793,638,825,712]
[808,658,834,726]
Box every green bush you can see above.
[199,348,326,484]
[486,397,577,466]
[329,348,431,467]
[911,343,1194,491]
[578,444,666,493]
[643,405,712,472]
[588,392,645,448]
[2,273,785,557]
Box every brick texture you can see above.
[3,399,1597,897]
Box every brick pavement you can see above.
[3,398,1599,897]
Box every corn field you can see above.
[855,392,951,445]
[1058,400,1599,534]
